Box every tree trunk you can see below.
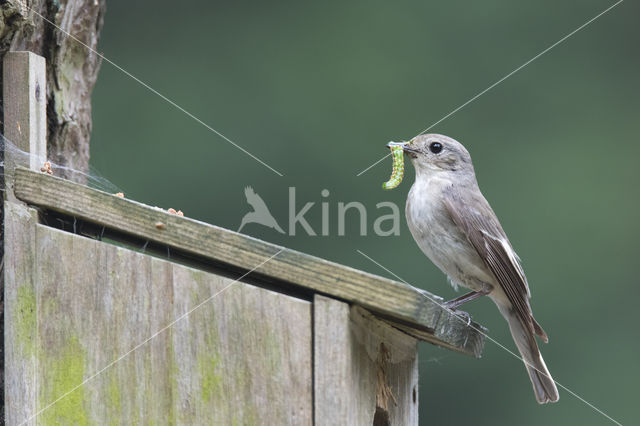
[0,0,106,419]
[1,0,106,178]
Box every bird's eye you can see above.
[429,142,443,154]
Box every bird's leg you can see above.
[443,288,490,310]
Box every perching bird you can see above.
[403,134,559,403]
[237,186,285,234]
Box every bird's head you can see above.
[400,134,474,178]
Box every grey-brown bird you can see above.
[402,134,559,403]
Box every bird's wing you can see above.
[244,186,269,212]
[443,186,547,342]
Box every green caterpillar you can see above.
[382,142,405,190]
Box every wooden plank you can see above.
[3,51,47,426]
[13,168,486,357]
[3,202,39,425]
[2,52,47,173]
[314,295,419,426]
[169,265,312,425]
[23,218,312,424]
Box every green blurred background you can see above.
[90,0,638,424]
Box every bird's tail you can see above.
[497,304,559,404]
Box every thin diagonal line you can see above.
[357,249,623,426]
[21,249,284,426]
[356,0,623,177]
[26,8,284,176]
[356,152,391,177]
[413,0,623,136]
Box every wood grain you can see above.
[314,295,419,426]
[3,202,39,425]
[13,168,486,357]
[5,202,312,424]
[3,50,47,425]
[2,52,47,171]
[2,52,47,205]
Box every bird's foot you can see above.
[442,303,472,326]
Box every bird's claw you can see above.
[443,304,472,326]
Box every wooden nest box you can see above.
[2,52,485,425]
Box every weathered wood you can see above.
[2,52,47,421]
[0,0,106,180]
[3,202,39,425]
[13,167,486,357]
[314,295,419,426]
[2,51,46,173]
[5,201,312,424]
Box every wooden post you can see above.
[3,51,46,425]
[3,51,47,175]
[3,202,39,425]
[0,1,105,180]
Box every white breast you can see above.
[405,177,493,292]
